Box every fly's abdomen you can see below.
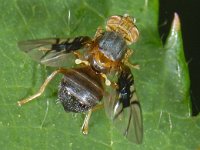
[58,67,104,113]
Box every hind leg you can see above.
[18,68,68,106]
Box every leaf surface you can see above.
[0,0,199,149]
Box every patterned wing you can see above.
[104,66,143,144]
[18,36,91,67]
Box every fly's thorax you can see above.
[58,67,104,113]
[87,31,126,73]
[98,31,127,61]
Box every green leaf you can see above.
[0,0,199,149]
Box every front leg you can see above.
[17,68,68,106]
[94,26,104,38]
[123,48,140,70]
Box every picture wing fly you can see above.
[103,66,143,144]
[18,36,91,67]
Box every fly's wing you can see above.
[103,66,143,144]
[18,36,91,67]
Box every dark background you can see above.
[159,0,200,115]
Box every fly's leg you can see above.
[94,26,104,38]
[81,104,104,135]
[100,73,111,86]
[123,48,140,69]
[81,109,92,135]
[17,68,68,106]
[73,51,90,66]
[92,103,104,111]
[75,58,90,66]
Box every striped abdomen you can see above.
[58,67,104,113]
